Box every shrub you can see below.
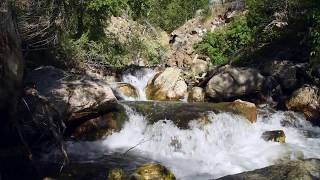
[195,16,254,65]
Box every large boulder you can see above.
[146,67,187,101]
[25,66,117,122]
[205,66,265,100]
[262,61,298,90]
[286,85,320,124]
[217,159,320,180]
[123,99,257,127]
[131,163,176,180]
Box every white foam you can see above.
[119,68,156,101]
[102,108,320,179]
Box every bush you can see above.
[195,16,254,65]
[129,0,209,32]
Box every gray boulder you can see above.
[25,66,117,121]
[205,65,265,99]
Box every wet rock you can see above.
[108,168,125,180]
[131,163,176,180]
[71,106,127,141]
[217,159,320,180]
[115,83,139,99]
[228,100,257,123]
[122,100,257,128]
[261,130,286,144]
[205,66,265,100]
[286,85,320,124]
[188,87,205,102]
[25,66,117,122]
[146,67,187,101]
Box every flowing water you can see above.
[113,68,156,101]
[51,106,320,180]
[41,68,320,179]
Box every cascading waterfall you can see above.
[114,68,156,101]
[100,106,320,179]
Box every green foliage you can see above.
[310,9,320,69]
[64,0,126,40]
[195,16,254,65]
[128,0,209,32]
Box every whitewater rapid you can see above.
[100,107,320,179]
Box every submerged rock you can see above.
[286,85,320,124]
[205,66,265,100]
[188,87,205,102]
[131,163,176,180]
[146,67,187,101]
[25,66,117,122]
[261,130,286,144]
[217,159,320,180]
[108,168,125,180]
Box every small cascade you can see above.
[113,68,156,101]
[100,106,320,179]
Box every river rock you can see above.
[70,106,127,141]
[217,159,320,180]
[146,67,187,101]
[261,130,286,143]
[229,100,257,123]
[286,85,320,124]
[205,66,265,100]
[188,87,205,102]
[108,168,125,180]
[25,66,117,122]
[114,83,139,99]
[123,100,257,128]
[131,163,176,180]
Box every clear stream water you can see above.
[44,69,320,179]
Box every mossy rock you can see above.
[131,163,176,180]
